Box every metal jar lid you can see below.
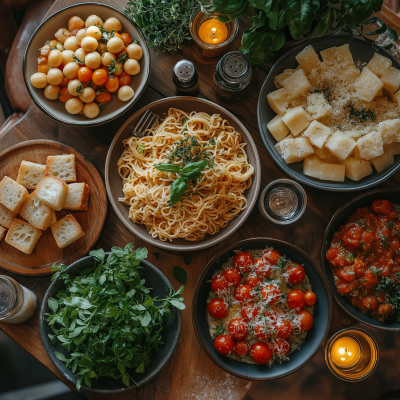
[219,52,251,84]
[173,60,198,88]
[0,276,19,319]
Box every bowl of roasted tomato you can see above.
[322,188,400,331]
[23,2,150,126]
[192,238,332,380]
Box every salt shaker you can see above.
[173,60,199,96]
[0,275,37,324]
[213,52,252,102]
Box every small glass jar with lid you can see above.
[173,60,199,96]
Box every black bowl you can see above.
[40,254,182,393]
[192,238,333,380]
[321,188,400,331]
[258,35,400,191]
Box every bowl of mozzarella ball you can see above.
[23,3,150,126]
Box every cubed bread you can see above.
[295,45,320,73]
[275,137,314,164]
[367,52,392,77]
[343,157,373,181]
[282,69,311,98]
[0,226,6,242]
[354,131,384,160]
[16,161,45,189]
[354,68,384,102]
[274,69,296,89]
[335,44,354,66]
[19,192,54,230]
[282,106,311,136]
[303,120,331,148]
[377,119,400,146]
[0,202,17,228]
[303,155,324,179]
[51,214,84,249]
[306,92,332,120]
[5,218,42,254]
[35,174,69,211]
[320,46,337,62]
[380,67,400,94]
[267,115,290,142]
[319,163,346,182]
[0,177,29,213]
[313,146,340,163]
[47,210,57,228]
[325,132,357,160]
[45,154,76,182]
[63,183,89,210]
[371,149,395,172]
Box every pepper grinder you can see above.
[173,60,199,96]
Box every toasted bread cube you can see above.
[267,89,288,116]
[19,192,54,230]
[303,155,324,179]
[367,53,392,77]
[306,92,332,120]
[35,174,69,211]
[371,149,395,173]
[325,131,357,160]
[303,120,331,149]
[5,218,42,254]
[275,137,314,164]
[282,106,311,136]
[353,131,384,160]
[295,45,320,73]
[354,68,384,102]
[282,69,311,98]
[0,226,6,241]
[47,210,57,228]
[267,115,290,142]
[378,119,400,146]
[16,161,45,189]
[313,146,340,163]
[63,183,89,210]
[51,214,84,249]
[380,67,400,94]
[343,157,373,181]
[335,44,354,66]
[0,177,29,213]
[45,154,76,182]
[319,163,345,182]
[320,46,337,62]
[274,69,297,89]
[0,202,17,229]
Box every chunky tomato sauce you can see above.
[326,199,400,321]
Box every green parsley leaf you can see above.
[172,266,188,284]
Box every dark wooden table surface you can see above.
[1,1,400,399]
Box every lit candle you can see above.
[198,19,228,45]
[331,337,361,368]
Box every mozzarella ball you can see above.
[126,43,143,60]
[30,72,47,88]
[44,85,60,100]
[85,15,103,28]
[54,28,70,44]
[83,102,100,118]
[63,62,80,79]
[65,98,83,114]
[114,62,123,76]
[101,52,115,66]
[97,42,107,54]
[107,37,124,53]
[40,44,50,57]
[74,48,87,61]
[68,79,83,96]
[79,87,96,103]
[86,26,102,41]
[118,86,134,101]
[76,29,86,45]
[47,68,64,85]
[62,50,74,65]
[48,50,63,67]
[104,17,122,32]
[55,42,64,51]
[123,59,140,75]
[85,52,101,69]
[81,36,98,53]
[64,36,79,51]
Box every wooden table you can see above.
[1,2,400,399]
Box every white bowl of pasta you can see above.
[105,97,261,251]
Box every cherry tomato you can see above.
[228,318,248,340]
[118,71,132,86]
[260,284,281,304]
[362,296,378,311]
[208,298,229,320]
[60,77,70,87]
[340,223,363,250]
[286,263,305,285]
[337,266,356,282]
[78,66,93,83]
[251,342,273,364]
[234,284,253,303]
[95,91,112,104]
[49,40,58,47]
[114,46,127,58]
[105,75,120,93]
[253,322,270,340]
[378,304,393,315]
[254,258,272,278]
[214,335,235,356]
[234,339,250,357]
[287,289,305,310]
[304,291,317,307]
[92,69,109,85]
[222,267,241,286]
[113,32,123,40]
[121,32,132,46]
[372,199,391,215]
[58,87,74,103]
[211,275,229,293]
[233,252,254,274]
[263,249,281,265]
[241,305,259,322]
[334,275,353,295]
[38,56,50,73]
[274,319,293,339]
[246,275,262,288]
[297,310,313,332]
[272,338,290,356]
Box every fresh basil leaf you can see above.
[134,247,148,261]
[99,275,107,285]
[266,0,280,30]
[270,30,285,51]
[172,266,188,284]
[249,0,273,12]
[48,298,58,313]
[105,307,118,318]
[169,299,186,310]
[316,6,335,37]
[122,373,130,386]
[55,351,70,363]
[285,0,320,40]
[135,362,145,373]
[48,334,56,346]
[89,249,105,263]
[141,312,152,326]
[181,160,207,174]
[70,326,85,338]
[155,163,181,173]
[170,178,187,204]
[211,0,249,21]
[240,29,272,68]
[276,9,287,30]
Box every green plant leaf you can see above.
[169,299,186,310]
[134,247,148,261]
[240,30,271,68]
[89,249,105,263]
[170,178,187,204]
[266,0,280,30]
[284,0,320,40]
[155,163,181,173]
[48,298,58,313]
[315,6,334,37]
[211,0,249,21]
[172,266,188,284]
[249,0,273,12]
[180,160,207,174]
[55,351,70,363]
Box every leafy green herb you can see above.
[47,245,185,391]
[73,54,85,65]
[172,266,188,284]
[117,52,128,64]
[376,277,400,322]
[108,59,119,77]
[379,232,390,248]
[137,143,145,155]
[277,256,287,269]
[183,253,192,265]
[96,25,115,41]
[346,104,376,124]
[212,324,225,338]
[98,103,106,111]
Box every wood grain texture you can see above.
[0,1,400,400]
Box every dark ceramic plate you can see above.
[258,35,400,191]
[40,254,182,393]
[321,188,400,331]
[192,238,333,380]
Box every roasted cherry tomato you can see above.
[58,87,74,103]
[287,289,305,310]
[372,199,391,215]
[274,319,293,339]
[37,56,50,73]
[263,249,281,265]
[297,310,313,332]
[378,304,393,315]
[233,252,254,274]
[254,258,272,278]
[208,298,229,320]
[246,275,262,288]
[214,335,235,356]
[272,338,290,356]
[234,339,250,357]
[260,284,281,305]
[340,223,363,250]
[228,318,248,340]
[251,342,273,364]
[92,69,109,85]
[253,322,270,340]
[362,296,378,311]
[234,284,253,303]
[211,275,229,293]
[241,305,259,322]
[95,91,112,104]
[286,263,305,285]
[118,71,132,86]
[121,32,132,46]
[78,66,93,83]
[304,291,317,307]
[105,75,120,93]
[222,267,241,287]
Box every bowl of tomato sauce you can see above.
[192,238,332,380]
[322,188,400,330]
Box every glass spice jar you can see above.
[173,60,199,96]
[213,52,252,102]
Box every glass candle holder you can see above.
[325,328,379,381]
[189,6,239,57]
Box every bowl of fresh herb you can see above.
[40,244,185,393]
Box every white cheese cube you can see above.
[274,69,297,89]
[306,92,332,120]
[325,131,357,160]
[377,119,400,146]
[388,142,400,155]
[371,149,395,173]
[320,46,337,62]
[281,69,311,98]
[342,65,361,81]
[282,106,311,136]
[354,131,384,160]
[267,115,290,142]
[335,44,354,66]
[343,157,373,181]
[303,155,324,179]
[390,90,400,106]
[267,88,288,116]
[380,67,400,94]
[275,137,314,164]
[354,67,384,102]
[367,52,392,77]
[313,146,340,163]
[303,120,331,148]
[319,163,346,182]
[295,45,320,73]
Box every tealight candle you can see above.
[198,19,228,45]
[331,337,360,368]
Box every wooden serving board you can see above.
[0,140,107,275]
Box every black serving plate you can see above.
[192,238,333,380]
[321,188,400,331]
[40,254,182,394]
[258,35,400,191]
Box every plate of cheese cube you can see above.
[258,35,400,191]
[0,140,107,275]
